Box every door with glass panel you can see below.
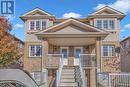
[74,47,83,66]
[60,47,68,65]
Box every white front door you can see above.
[60,47,68,65]
[74,47,83,66]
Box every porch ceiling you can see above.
[48,38,96,46]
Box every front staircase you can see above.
[59,66,79,87]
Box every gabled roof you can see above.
[89,6,125,19]
[21,8,53,17]
[121,36,130,43]
[91,6,125,15]
[36,18,108,36]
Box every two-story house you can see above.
[20,6,125,87]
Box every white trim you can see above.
[22,8,52,16]
[28,20,47,30]
[29,45,42,57]
[38,19,108,34]
[101,45,115,57]
[91,6,124,15]
[94,19,116,30]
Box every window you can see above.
[42,21,46,29]
[29,45,42,57]
[96,19,115,29]
[109,20,115,29]
[96,20,102,29]
[30,21,35,30]
[102,45,115,57]
[103,20,108,29]
[29,20,46,30]
[36,21,41,30]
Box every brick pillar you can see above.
[42,38,48,70]
[90,68,96,87]
[96,37,101,72]
[68,46,74,66]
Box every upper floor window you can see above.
[96,20,102,29]
[103,20,108,29]
[42,21,46,29]
[96,19,115,30]
[30,21,35,30]
[29,20,46,30]
[36,21,41,30]
[109,20,115,29]
[102,45,115,57]
[29,45,42,57]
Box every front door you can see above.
[60,47,68,65]
[74,47,83,66]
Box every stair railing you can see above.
[56,54,64,87]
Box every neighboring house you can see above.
[20,6,125,87]
[120,36,130,72]
[8,33,24,69]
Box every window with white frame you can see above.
[29,20,46,30]
[96,19,115,29]
[96,20,102,29]
[109,20,115,29]
[30,21,35,30]
[36,21,41,30]
[103,20,108,29]
[42,21,46,29]
[102,45,115,57]
[29,45,42,57]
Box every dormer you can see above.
[88,6,125,30]
[20,8,55,31]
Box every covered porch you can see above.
[46,37,97,68]
[36,18,108,87]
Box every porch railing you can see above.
[46,54,63,87]
[109,73,130,87]
[80,54,96,67]
[46,54,63,68]
[97,73,130,87]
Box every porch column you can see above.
[68,46,74,66]
[42,38,48,70]
[90,68,96,87]
[96,37,101,72]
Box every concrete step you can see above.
[60,79,75,82]
[62,69,75,73]
[61,73,75,76]
[61,75,75,79]
[59,82,78,87]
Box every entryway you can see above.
[60,47,68,65]
[74,47,83,66]
[60,47,83,66]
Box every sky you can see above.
[5,0,130,41]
